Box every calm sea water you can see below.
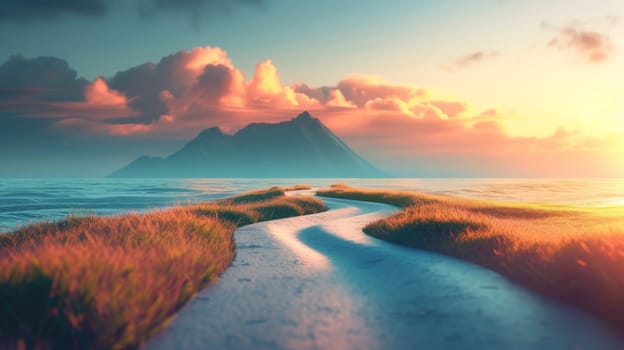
[1,178,623,233]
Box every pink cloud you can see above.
[411,103,450,120]
[548,26,614,63]
[446,51,500,71]
[293,74,470,121]
[427,101,467,118]
[3,45,621,176]
[364,97,412,116]
[318,109,620,177]
[102,50,324,134]
[50,78,137,119]
[336,75,426,108]
[20,47,471,134]
[83,77,128,106]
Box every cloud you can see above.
[0,55,87,101]
[1,78,138,121]
[450,51,500,70]
[108,46,241,124]
[1,45,621,177]
[424,101,467,118]
[301,75,467,120]
[364,97,409,115]
[321,109,621,177]
[0,0,109,22]
[105,47,318,133]
[326,89,355,109]
[335,75,426,108]
[247,59,295,106]
[194,63,242,104]
[47,77,138,119]
[138,0,266,18]
[0,47,516,135]
[0,55,138,121]
[0,0,265,23]
[243,60,319,109]
[84,77,127,106]
[547,26,615,63]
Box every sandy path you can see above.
[147,194,623,350]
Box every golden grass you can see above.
[0,187,326,349]
[282,184,313,191]
[317,184,624,330]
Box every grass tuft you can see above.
[282,184,313,191]
[317,184,624,330]
[0,188,326,349]
[220,187,286,205]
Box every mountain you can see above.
[109,111,386,178]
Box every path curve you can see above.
[148,194,623,350]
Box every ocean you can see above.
[1,178,623,233]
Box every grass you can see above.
[317,184,624,331]
[0,187,326,349]
[282,184,313,191]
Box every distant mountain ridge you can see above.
[109,111,386,178]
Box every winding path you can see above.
[148,193,624,350]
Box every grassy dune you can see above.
[0,187,325,349]
[317,184,624,331]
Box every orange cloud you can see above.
[247,59,297,106]
[84,77,127,106]
[411,103,450,120]
[293,74,471,121]
[327,89,356,109]
[336,74,426,108]
[185,46,232,71]
[300,76,469,120]
[320,109,621,177]
[3,46,621,176]
[426,101,467,118]
[50,77,137,119]
[364,97,411,116]
[244,60,319,109]
[248,60,283,97]
[48,47,473,134]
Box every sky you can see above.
[0,0,623,177]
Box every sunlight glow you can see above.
[266,223,330,271]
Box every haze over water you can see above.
[1,178,623,233]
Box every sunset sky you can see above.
[0,0,622,177]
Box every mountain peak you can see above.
[197,126,226,138]
[293,110,314,121]
[110,111,386,178]
[291,111,322,127]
